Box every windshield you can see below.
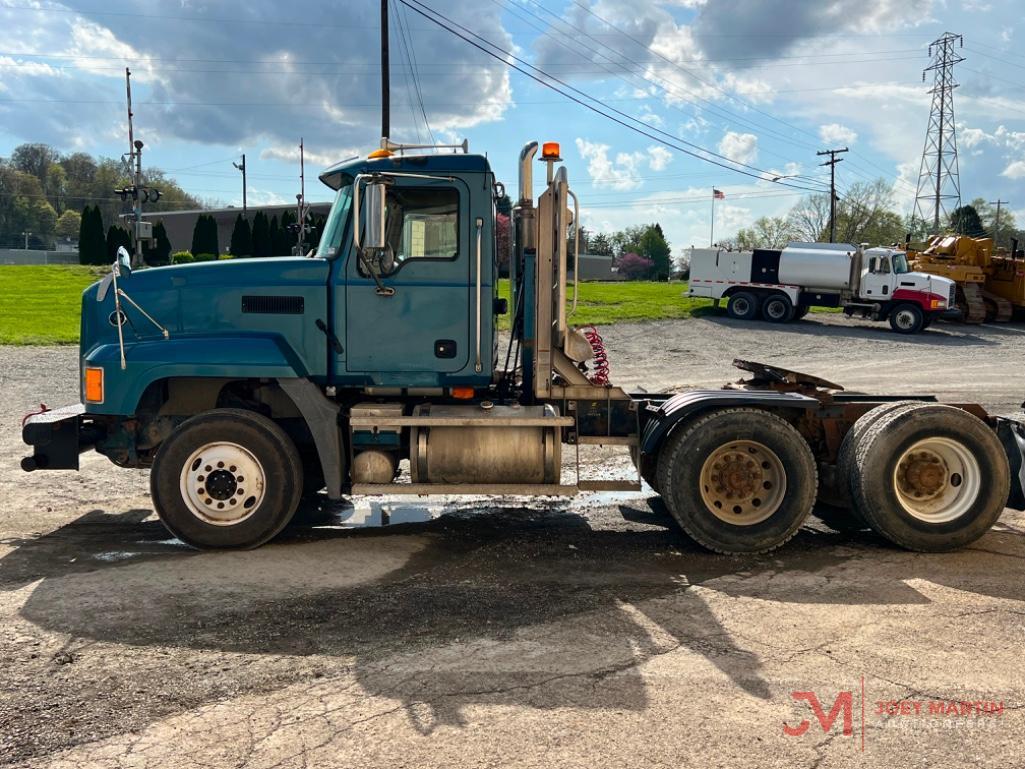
[316,183,352,257]
[892,252,910,274]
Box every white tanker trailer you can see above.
[688,242,959,333]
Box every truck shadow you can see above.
[691,308,1003,347]
[1,500,1023,736]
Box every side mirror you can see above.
[115,246,132,277]
[354,180,388,251]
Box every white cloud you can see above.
[575,138,645,191]
[647,146,673,171]
[575,139,675,190]
[717,131,758,165]
[1002,161,1025,180]
[818,123,858,146]
[0,1,514,151]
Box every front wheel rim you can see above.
[892,437,981,523]
[699,440,787,525]
[894,309,917,329]
[179,441,267,526]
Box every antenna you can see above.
[912,32,964,234]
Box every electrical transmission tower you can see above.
[912,32,964,234]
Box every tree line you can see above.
[587,223,673,280]
[0,142,200,250]
[725,179,1025,251]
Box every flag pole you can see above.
[709,188,715,247]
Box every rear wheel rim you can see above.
[894,309,918,330]
[767,300,787,319]
[179,441,266,526]
[733,297,750,316]
[699,440,787,525]
[892,437,980,523]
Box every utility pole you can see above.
[380,0,390,143]
[817,147,847,243]
[913,32,964,234]
[295,138,310,256]
[990,199,1007,247]
[126,68,143,268]
[117,68,159,267]
[233,154,247,218]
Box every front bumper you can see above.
[21,404,96,471]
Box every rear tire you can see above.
[888,303,925,334]
[655,408,817,553]
[762,293,795,323]
[848,404,1009,551]
[794,306,810,319]
[727,291,761,321]
[151,408,303,549]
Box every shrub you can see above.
[193,253,218,262]
[616,251,654,280]
[171,251,194,264]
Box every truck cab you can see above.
[857,247,956,331]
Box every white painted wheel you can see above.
[699,440,788,525]
[179,441,266,526]
[892,437,981,524]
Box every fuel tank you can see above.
[409,404,561,484]
[778,242,858,291]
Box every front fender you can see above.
[83,334,308,415]
[639,389,819,455]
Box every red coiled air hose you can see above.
[583,326,611,386]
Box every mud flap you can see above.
[996,416,1025,510]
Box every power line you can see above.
[398,0,822,192]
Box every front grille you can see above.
[949,283,956,305]
[241,295,305,315]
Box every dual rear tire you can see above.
[726,291,797,323]
[653,403,1009,554]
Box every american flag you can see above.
[713,188,725,200]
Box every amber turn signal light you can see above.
[84,367,104,403]
[450,386,474,400]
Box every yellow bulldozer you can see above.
[907,234,1024,323]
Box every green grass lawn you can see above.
[498,279,712,329]
[0,266,830,346]
[0,265,105,345]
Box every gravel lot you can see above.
[2,313,1024,768]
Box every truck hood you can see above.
[81,256,331,377]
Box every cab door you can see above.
[860,254,894,299]
[343,178,472,383]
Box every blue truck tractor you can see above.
[21,139,1025,553]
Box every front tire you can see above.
[726,291,761,321]
[151,408,303,549]
[848,404,1009,551]
[655,408,817,553]
[888,303,925,334]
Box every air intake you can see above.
[241,295,305,315]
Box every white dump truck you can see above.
[688,242,958,333]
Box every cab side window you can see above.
[384,187,459,269]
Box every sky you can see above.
[0,0,1022,256]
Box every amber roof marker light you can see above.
[540,141,563,183]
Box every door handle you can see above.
[474,217,483,373]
